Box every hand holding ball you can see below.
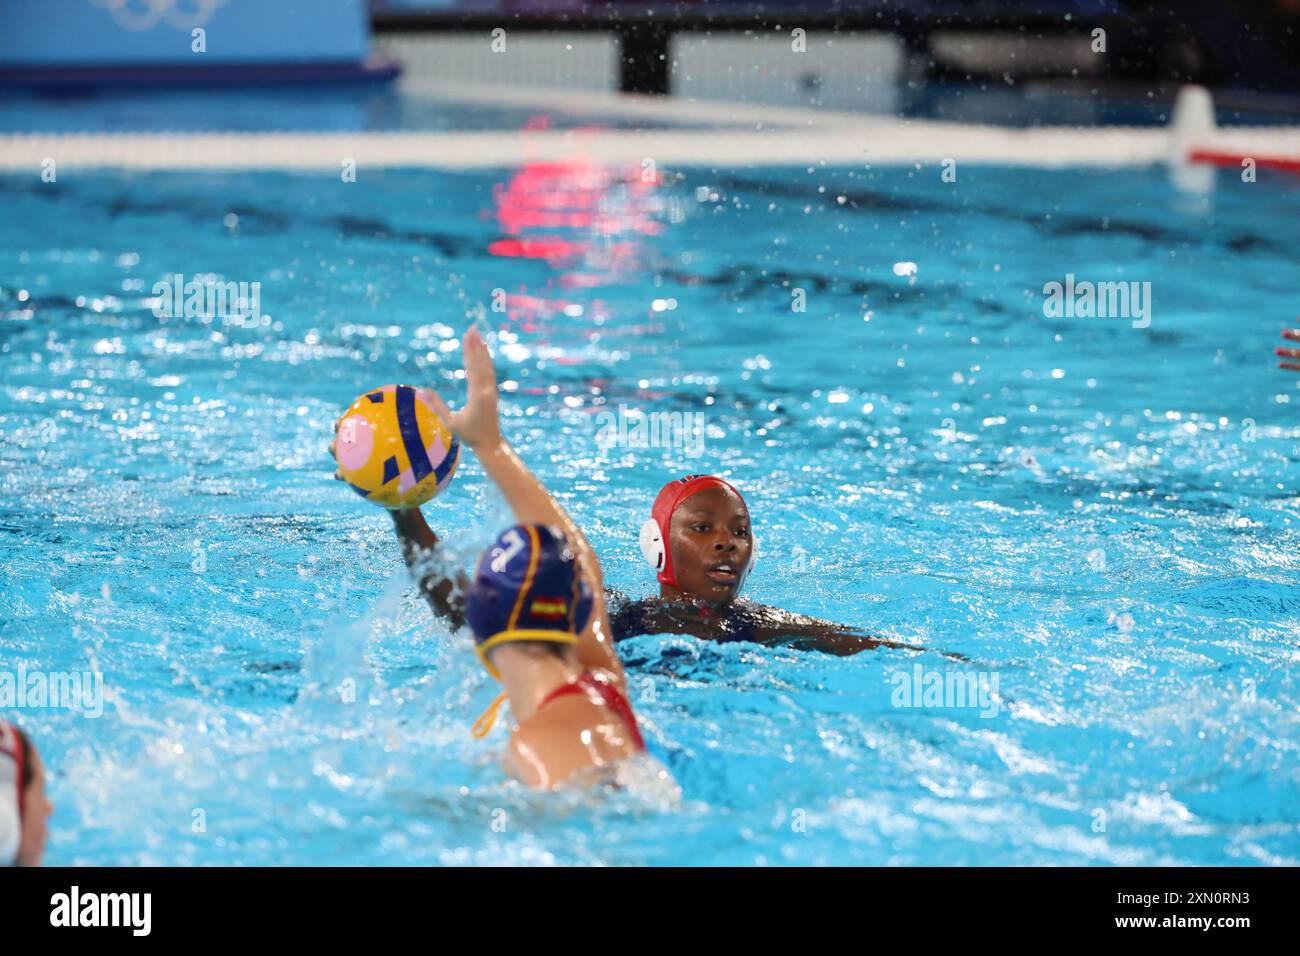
[331,384,460,510]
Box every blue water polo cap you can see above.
[466,524,594,680]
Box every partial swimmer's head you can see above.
[642,475,753,604]
[466,524,594,680]
[0,721,50,867]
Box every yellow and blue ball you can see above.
[332,384,460,510]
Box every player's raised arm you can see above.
[427,327,624,689]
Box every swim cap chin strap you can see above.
[0,723,24,866]
[471,629,580,739]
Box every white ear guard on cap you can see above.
[639,519,665,572]
[0,725,21,865]
[639,518,758,585]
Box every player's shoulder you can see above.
[509,698,626,784]
[606,589,658,639]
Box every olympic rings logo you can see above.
[89,0,230,32]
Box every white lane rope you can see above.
[1,84,1298,171]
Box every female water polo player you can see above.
[0,720,51,866]
[394,471,917,656]
[605,474,926,656]
[339,328,647,788]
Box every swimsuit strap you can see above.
[538,671,646,751]
[536,681,587,710]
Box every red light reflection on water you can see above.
[486,117,667,335]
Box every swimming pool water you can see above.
[1,158,1298,865]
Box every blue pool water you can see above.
[1,155,1299,865]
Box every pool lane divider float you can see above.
[1,85,1299,173]
[1185,150,1300,174]
[1170,85,1300,177]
